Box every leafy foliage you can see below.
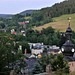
[29,0,75,27]
[32,64,44,74]
[0,33,26,74]
[38,54,69,74]
[26,27,61,46]
[38,54,51,71]
[0,34,14,74]
[30,10,52,26]
[51,54,69,73]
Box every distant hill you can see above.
[20,10,36,15]
[0,10,35,18]
[28,0,75,27]
[39,0,75,18]
[0,14,13,18]
[33,13,75,32]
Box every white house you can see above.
[28,43,44,55]
[31,49,43,55]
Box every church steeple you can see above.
[61,17,75,56]
[66,17,72,40]
[68,17,71,27]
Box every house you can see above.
[11,29,17,35]
[31,48,43,55]
[47,45,60,55]
[28,43,44,55]
[20,29,25,33]
[50,49,60,55]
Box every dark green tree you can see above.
[38,54,52,71]
[32,64,44,74]
[51,54,69,73]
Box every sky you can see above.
[0,0,64,14]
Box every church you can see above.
[61,18,75,72]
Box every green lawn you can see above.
[33,13,75,32]
[25,16,32,19]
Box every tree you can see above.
[32,64,44,74]
[0,33,26,74]
[31,11,44,23]
[51,54,69,74]
[20,41,31,53]
[52,33,60,46]
[0,23,5,29]
[41,27,55,35]
[0,34,14,74]
[38,54,69,74]
[38,54,53,71]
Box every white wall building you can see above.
[28,43,44,55]
[31,49,43,55]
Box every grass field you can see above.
[33,13,75,32]
[25,16,32,19]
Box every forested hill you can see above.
[20,10,36,15]
[0,14,12,18]
[0,10,35,18]
[31,0,75,27]
[40,0,75,18]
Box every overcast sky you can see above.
[0,0,64,14]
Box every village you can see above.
[1,0,75,75]
[9,18,75,75]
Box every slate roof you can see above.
[63,40,74,46]
[50,49,60,52]
[25,58,38,71]
[66,27,72,32]
[64,56,75,61]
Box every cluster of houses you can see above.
[24,19,75,74]
[28,43,60,55]
[11,28,26,36]
[20,43,60,74]
[9,19,75,74]
[10,21,29,36]
[23,42,75,74]
[10,42,60,75]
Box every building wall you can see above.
[31,49,43,55]
[69,61,75,72]
[50,51,58,55]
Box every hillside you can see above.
[20,10,36,15]
[29,0,75,27]
[0,14,12,18]
[33,13,75,32]
[0,10,35,18]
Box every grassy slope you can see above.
[25,16,32,19]
[33,13,75,32]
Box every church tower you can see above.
[61,17,75,56]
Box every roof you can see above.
[49,49,60,52]
[29,55,36,58]
[66,27,72,32]
[64,56,75,61]
[63,40,74,46]
[25,58,38,71]
[24,54,31,58]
